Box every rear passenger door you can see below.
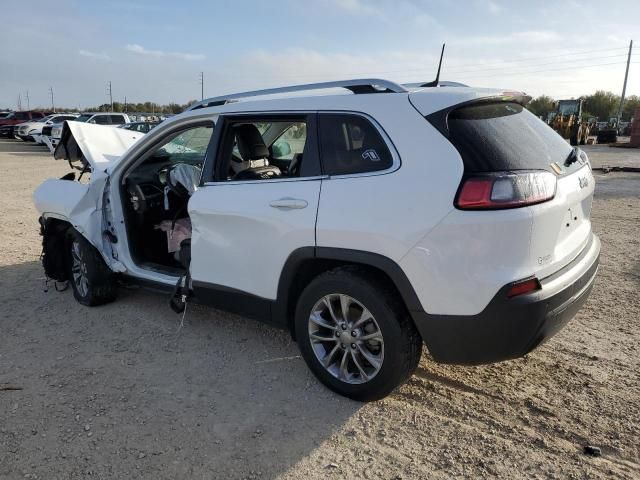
[189,113,322,310]
[315,112,401,256]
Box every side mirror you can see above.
[88,119,96,124]
[272,141,291,158]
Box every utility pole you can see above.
[107,81,113,111]
[617,39,633,122]
[124,96,127,113]
[199,72,204,100]
[49,86,55,112]
[17,93,22,111]
[25,90,30,110]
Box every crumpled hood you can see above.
[54,121,144,172]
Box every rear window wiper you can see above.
[565,147,579,166]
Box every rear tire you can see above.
[295,266,422,401]
[67,230,117,306]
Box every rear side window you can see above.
[319,114,393,176]
[110,115,125,124]
[93,115,110,125]
[445,102,572,173]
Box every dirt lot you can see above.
[1,138,639,479]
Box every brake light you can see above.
[456,171,556,210]
[507,278,541,298]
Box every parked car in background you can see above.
[44,112,130,150]
[16,113,79,142]
[118,121,159,134]
[0,111,47,138]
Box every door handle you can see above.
[269,198,308,210]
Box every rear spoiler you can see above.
[425,93,532,138]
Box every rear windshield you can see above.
[446,102,572,173]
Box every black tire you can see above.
[295,266,422,401]
[66,230,117,306]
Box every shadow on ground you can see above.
[0,260,360,479]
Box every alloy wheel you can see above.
[71,240,89,297]
[308,293,384,384]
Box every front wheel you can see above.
[295,266,422,401]
[67,231,117,306]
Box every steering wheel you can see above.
[127,182,164,214]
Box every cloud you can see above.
[78,49,111,61]
[487,1,501,14]
[332,0,383,17]
[125,44,204,61]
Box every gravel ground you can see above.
[0,138,639,479]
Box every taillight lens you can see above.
[507,278,541,298]
[456,171,556,210]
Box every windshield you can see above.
[37,116,53,123]
[75,114,93,122]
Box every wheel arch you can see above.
[275,247,425,339]
[39,216,75,281]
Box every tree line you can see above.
[526,91,640,122]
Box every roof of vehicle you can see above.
[174,78,527,122]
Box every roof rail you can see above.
[187,78,408,111]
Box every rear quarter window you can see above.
[442,102,572,173]
[319,113,393,176]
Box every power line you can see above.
[443,46,629,71]
[184,46,633,85]
[444,53,630,75]
[458,61,628,79]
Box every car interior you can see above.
[122,119,308,273]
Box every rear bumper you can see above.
[412,233,600,365]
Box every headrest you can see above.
[234,124,269,160]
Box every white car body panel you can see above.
[33,173,107,249]
[315,95,461,264]
[190,179,321,299]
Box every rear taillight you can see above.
[456,171,556,210]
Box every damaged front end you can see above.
[33,122,143,275]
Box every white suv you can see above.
[33,79,600,401]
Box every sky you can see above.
[1,0,638,110]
